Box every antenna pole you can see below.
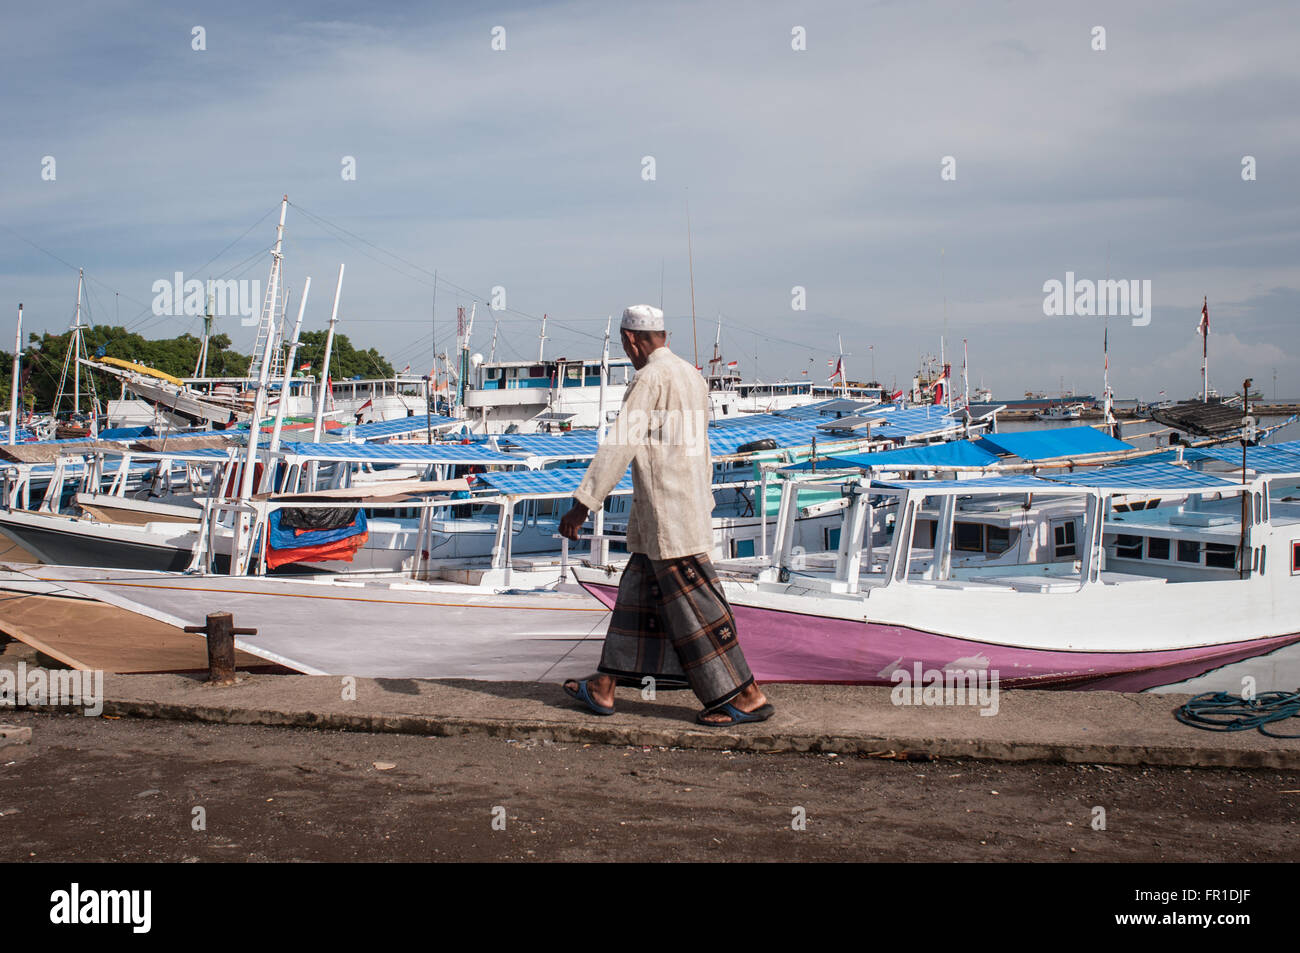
[687,195,699,371]
[10,304,22,445]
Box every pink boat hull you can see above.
[579,581,1300,692]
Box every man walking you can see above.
[559,305,772,727]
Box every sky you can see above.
[2,0,1298,400]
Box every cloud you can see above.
[0,0,1297,394]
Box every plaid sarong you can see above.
[597,553,754,710]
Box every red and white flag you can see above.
[889,389,904,402]
[726,360,738,368]
[298,362,311,372]
[828,357,843,381]
[402,364,411,375]
[931,363,950,405]
[1197,297,1209,337]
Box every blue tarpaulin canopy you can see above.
[98,425,155,439]
[977,426,1132,461]
[353,416,458,440]
[1183,442,1300,474]
[497,432,602,456]
[474,468,633,496]
[873,474,1063,493]
[1041,461,1239,491]
[793,440,1000,470]
[280,442,526,464]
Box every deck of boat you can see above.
[0,592,290,674]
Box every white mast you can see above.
[709,315,723,379]
[1103,316,1114,430]
[311,264,344,444]
[836,334,847,395]
[267,276,310,465]
[195,280,214,378]
[941,247,951,411]
[488,315,499,363]
[53,270,89,422]
[597,316,611,444]
[9,304,21,445]
[537,313,547,363]
[962,338,969,409]
[687,195,699,371]
[1200,296,1210,401]
[73,270,82,415]
[593,316,612,564]
[249,195,289,384]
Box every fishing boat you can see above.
[1039,401,1086,421]
[573,442,1300,691]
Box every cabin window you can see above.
[954,521,983,552]
[732,538,756,559]
[1177,540,1200,563]
[565,364,582,381]
[1116,534,1143,559]
[529,365,546,378]
[986,526,1011,554]
[1202,544,1236,570]
[825,527,842,550]
[913,519,937,548]
[1291,541,1299,574]
[1147,537,1170,560]
[1052,520,1076,558]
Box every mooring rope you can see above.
[1174,690,1300,738]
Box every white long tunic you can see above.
[573,347,713,560]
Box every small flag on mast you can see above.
[1197,297,1209,337]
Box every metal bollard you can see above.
[184,612,257,685]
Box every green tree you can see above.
[294,332,394,380]
[22,325,250,413]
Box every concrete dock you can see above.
[5,659,1297,769]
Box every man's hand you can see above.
[559,503,590,541]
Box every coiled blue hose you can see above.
[1175,690,1300,738]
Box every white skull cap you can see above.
[620,304,664,332]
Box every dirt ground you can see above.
[2,708,1297,863]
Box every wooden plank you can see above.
[0,593,291,674]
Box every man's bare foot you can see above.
[563,674,616,710]
[698,683,769,724]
